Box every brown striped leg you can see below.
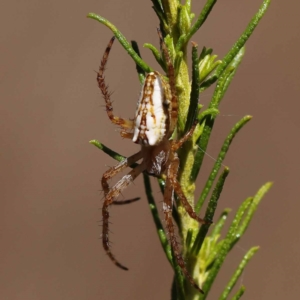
[157,29,178,133]
[97,37,134,129]
[101,151,143,196]
[169,154,207,224]
[174,179,208,224]
[164,156,204,294]
[171,119,198,151]
[102,162,146,270]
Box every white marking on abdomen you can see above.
[145,77,167,145]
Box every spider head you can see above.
[132,72,172,146]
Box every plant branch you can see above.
[195,116,252,213]
[220,247,259,299]
[87,13,152,73]
[200,0,271,90]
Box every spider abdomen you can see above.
[132,72,171,146]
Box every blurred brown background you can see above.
[0,0,299,299]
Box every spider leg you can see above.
[102,151,143,196]
[169,152,206,224]
[174,179,208,224]
[112,197,140,205]
[171,120,198,151]
[164,157,204,294]
[102,161,146,270]
[120,131,134,140]
[97,37,134,130]
[157,29,178,134]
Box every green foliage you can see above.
[88,0,271,299]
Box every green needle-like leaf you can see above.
[178,5,191,36]
[192,108,219,143]
[191,60,235,182]
[190,115,214,181]
[199,47,213,61]
[172,258,185,300]
[199,53,222,84]
[174,51,183,77]
[209,65,235,108]
[171,277,181,300]
[144,43,166,71]
[195,116,252,213]
[87,13,152,73]
[199,197,253,298]
[199,171,229,239]
[219,246,259,300]
[191,167,229,255]
[151,0,163,12]
[131,41,146,84]
[143,174,173,266]
[176,0,218,51]
[151,0,165,27]
[221,47,245,95]
[90,140,127,162]
[210,209,231,239]
[231,286,246,300]
[160,0,180,38]
[186,228,194,249]
[187,0,217,40]
[231,182,273,248]
[228,197,253,242]
[185,42,200,133]
[200,0,270,89]
[197,108,219,122]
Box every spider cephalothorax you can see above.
[97,31,206,294]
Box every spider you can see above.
[97,30,206,294]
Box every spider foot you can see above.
[114,260,129,271]
[112,197,141,205]
[105,248,129,271]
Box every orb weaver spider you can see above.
[97,30,206,294]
